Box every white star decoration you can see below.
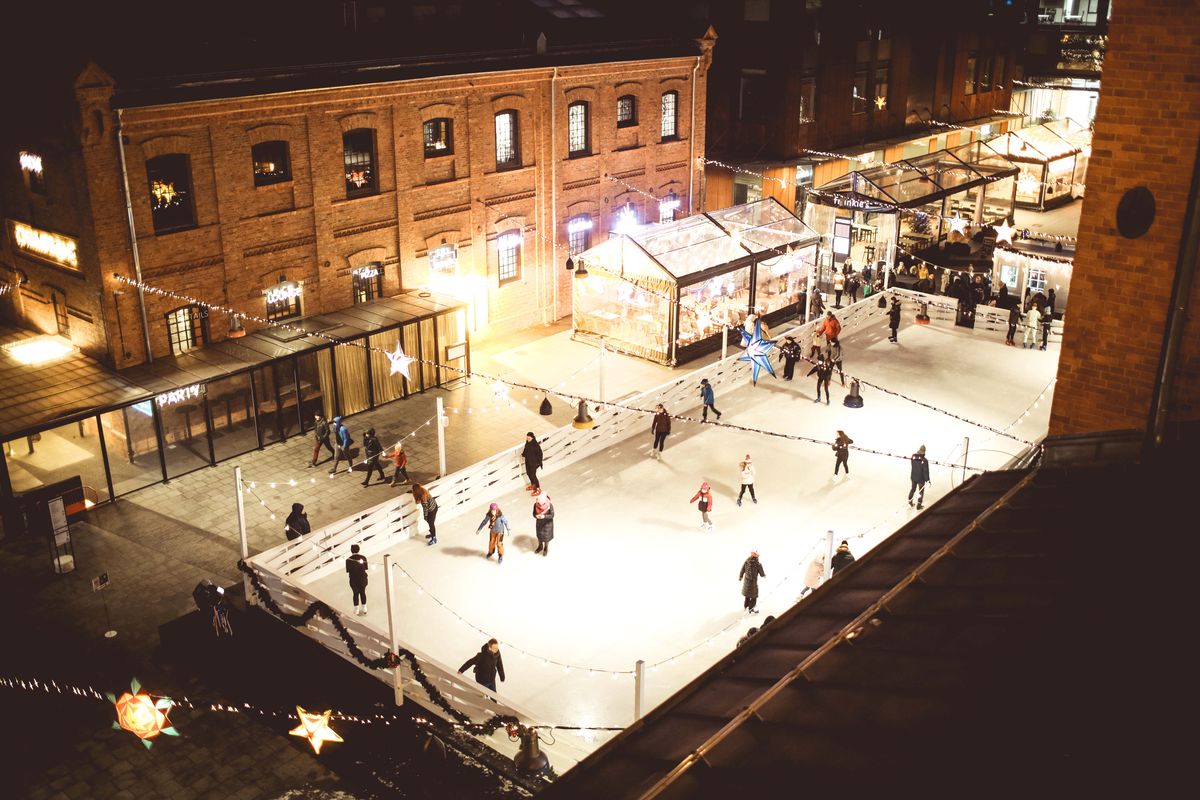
[994,219,1015,245]
[947,214,969,236]
[386,343,414,380]
[492,379,509,401]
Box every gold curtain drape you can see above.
[334,342,370,416]
[369,327,405,405]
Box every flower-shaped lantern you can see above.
[107,678,179,748]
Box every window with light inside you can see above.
[661,91,678,140]
[165,305,206,354]
[146,154,196,233]
[616,95,637,128]
[252,140,290,186]
[568,102,590,156]
[343,129,377,197]
[495,111,520,169]
[497,232,521,283]
[423,118,453,158]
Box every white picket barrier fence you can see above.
[890,287,1064,342]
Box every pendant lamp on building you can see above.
[227,315,246,339]
[916,301,931,325]
[843,379,864,408]
[539,395,553,416]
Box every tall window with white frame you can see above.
[567,101,590,157]
[567,215,592,256]
[661,91,678,140]
[495,110,520,170]
[497,231,521,284]
[165,304,207,355]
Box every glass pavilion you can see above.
[571,198,819,365]
[986,118,1091,210]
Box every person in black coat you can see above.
[739,551,766,614]
[458,639,505,692]
[1006,304,1020,346]
[888,297,902,342]
[346,544,369,615]
[778,336,802,380]
[908,445,931,509]
[361,428,386,487]
[285,503,310,541]
[806,354,834,404]
[831,540,856,574]
[522,432,544,492]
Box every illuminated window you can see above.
[423,118,453,158]
[146,154,195,233]
[266,285,302,321]
[965,53,979,95]
[20,150,46,195]
[252,140,290,186]
[873,63,890,110]
[430,244,457,274]
[661,91,678,140]
[165,304,207,354]
[343,129,377,198]
[616,95,637,128]
[659,192,680,223]
[495,111,520,169]
[497,231,521,284]
[352,265,383,304]
[852,40,870,114]
[1027,268,1047,294]
[798,73,817,124]
[567,215,592,256]
[568,101,590,156]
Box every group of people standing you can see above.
[309,412,411,488]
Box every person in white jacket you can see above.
[800,552,826,598]
[736,454,757,506]
[1022,304,1042,349]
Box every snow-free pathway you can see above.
[303,314,1059,769]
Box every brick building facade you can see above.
[1048,0,1200,438]
[2,29,713,369]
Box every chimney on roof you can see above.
[536,31,547,55]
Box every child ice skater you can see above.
[689,481,715,531]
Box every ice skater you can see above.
[413,484,438,545]
[457,639,505,693]
[475,503,510,564]
[809,327,825,360]
[650,404,671,459]
[828,339,845,386]
[832,430,853,479]
[346,544,369,615]
[833,272,845,308]
[888,297,902,343]
[736,454,757,506]
[800,552,826,598]
[521,432,544,491]
[831,540,856,574]
[699,378,722,422]
[689,481,715,531]
[532,490,554,556]
[310,413,334,467]
[1022,303,1042,349]
[778,336,802,380]
[909,444,931,509]
[329,416,353,473]
[738,550,765,614]
[1006,304,1019,346]
[387,441,410,486]
[806,354,833,404]
[361,427,386,487]
[1040,302,1052,350]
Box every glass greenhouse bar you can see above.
[986,118,1091,210]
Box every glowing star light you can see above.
[739,319,777,385]
[289,706,344,754]
[994,219,1015,245]
[947,214,969,236]
[386,342,414,380]
[491,379,509,401]
[107,678,179,749]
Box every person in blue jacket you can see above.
[476,503,510,564]
[330,416,353,474]
[699,378,722,422]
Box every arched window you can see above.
[495,111,520,169]
[616,95,637,128]
[165,304,207,354]
[423,118,453,158]
[567,101,590,156]
[660,91,679,140]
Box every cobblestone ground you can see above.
[0,321,696,799]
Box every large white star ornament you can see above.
[386,343,414,380]
[994,219,1015,245]
[948,214,969,236]
[739,319,777,385]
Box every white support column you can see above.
[234,466,252,606]
[383,554,404,706]
[721,327,728,363]
[436,396,447,478]
[961,436,971,484]
[598,337,606,404]
[634,659,646,721]
[823,529,836,584]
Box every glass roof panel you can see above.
[860,159,944,204]
[815,143,1016,206]
[706,199,819,253]
[629,214,746,278]
[1043,117,1092,149]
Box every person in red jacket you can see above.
[821,311,842,344]
[689,481,715,531]
[387,442,410,486]
[650,404,671,459]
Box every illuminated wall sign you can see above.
[265,283,303,305]
[9,220,80,271]
[567,217,593,234]
[429,244,458,274]
[156,383,202,407]
[829,193,892,213]
[19,151,43,175]
[352,265,380,280]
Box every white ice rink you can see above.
[302,313,1059,768]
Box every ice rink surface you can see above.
[304,313,1059,767]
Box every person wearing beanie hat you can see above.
[699,378,722,422]
[284,503,310,541]
[739,551,765,614]
[831,540,856,574]
[909,444,931,509]
[736,455,757,506]
[832,430,853,480]
[361,427,386,487]
[689,481,715,531]
[475,503,510,564]
[329,416,353,474]
[521,432,544,492]
[888,296,902,343]
[532,490,554,556]
[345,543,369,615]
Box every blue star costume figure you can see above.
[739,319,777,385]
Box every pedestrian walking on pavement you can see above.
[800,552,826,598]
[689,481,715,531]
[1022,304,1042,349]
[284,503,310,541]
[807,354,833,404]
[346,544,369,615]
[888,297,902,343]
[475,503,510,563]
[413,484,438,545]
[778,336,802,380]
[739,551,765,614]
[832,430,853,479]
[699,378,723,422]
[650,404,671,459]
[908,444,931,509]
[1006,304,1019,346]
[330,416,353,474]
[458,639,505,693]
[310,413,334,467]
[828,339,846,386]
[387,442,410,486]
[831,540,856,575]
[361,428,386,486]
[532,490,554,556]
[736,454,757,506]
[521,432,544,492]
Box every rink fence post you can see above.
[235,465,253,607]
[635,659,646,721]
[824,530,835,584]
[436,396,447,478]
[383,554,404,707]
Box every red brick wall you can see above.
[1048,0,1200,435]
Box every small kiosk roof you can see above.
[988,118,1089,162]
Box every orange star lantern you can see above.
[107,678,179,748]
[289,706,344,754]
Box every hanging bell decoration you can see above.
[572,398,594,429]
[915,300,931,325]
[843,379,864,408]
[538,394,553,416]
